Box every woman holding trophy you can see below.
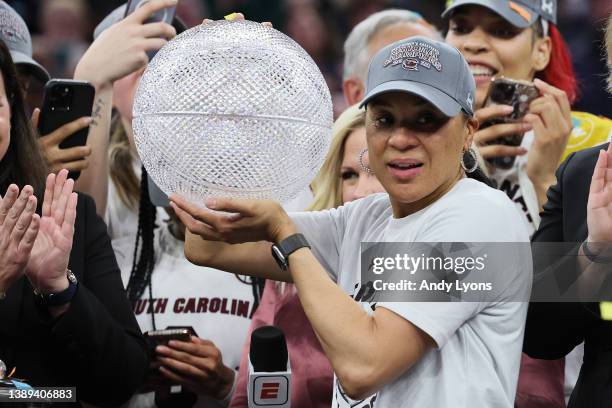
[171,35,531,407]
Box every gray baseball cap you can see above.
[360,36,475,117]
[442,0,557,28]
[0,1,50,83]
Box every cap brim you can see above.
[359,80,463,117]
[442,0,538,29]
[11,51,50,84]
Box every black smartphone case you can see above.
[38,79,95,180]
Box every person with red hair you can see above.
[442,1,612,406]
[443,0,611,237]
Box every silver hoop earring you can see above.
[358,148,374,175]
[461,148,479,174]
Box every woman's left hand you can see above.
[156,336,235,400]
[524,79,573,190]
[26,169,78,293]
[169,195,297,244]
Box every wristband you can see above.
[34,269,78,307]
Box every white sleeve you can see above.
[378,191,530,349]
[376,302,481,349]
[289,205,348,281]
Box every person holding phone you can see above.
[443,0,612,236]
[442,1,612,405]
[173,35,531,407]
[0,37,149,406]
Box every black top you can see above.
[0,193,148,407]
[526,143,612,408]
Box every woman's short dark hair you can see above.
[0,39,47,196]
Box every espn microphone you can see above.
[247,326,291,408]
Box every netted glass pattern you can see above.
[133,20,333,204]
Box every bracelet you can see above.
[582,241,612,264]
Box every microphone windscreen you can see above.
[250,326,288,372]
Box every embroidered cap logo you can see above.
[383,42,443,72]
[541,0,554,15]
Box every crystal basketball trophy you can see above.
[133,20,333,204]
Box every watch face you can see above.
[271,245,288,270]
[67,271,77,284]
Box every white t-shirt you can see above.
[290,178,532,408]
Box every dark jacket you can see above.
[0,194,148,407]
[525,143,612,408]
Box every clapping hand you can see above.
[0,185,39,294]
[26,170,78,294]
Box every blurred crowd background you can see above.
[6,0,612,118]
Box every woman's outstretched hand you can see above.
[169,195,297,244]
[0,185,39,294]
[26,169,78,293]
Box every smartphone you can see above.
[125,0,178,60]
[146,326,198,345]
[481,78,540,169]
[38,79,95,180]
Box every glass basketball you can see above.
[132,20,333,204]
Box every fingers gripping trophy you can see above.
[132,19,333,205]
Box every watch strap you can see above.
[278,233,310,258]
[34,270,78,307]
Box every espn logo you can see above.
[252,376,289,406]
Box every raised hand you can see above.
[587,143,612,245]
[32,108,93,174]
[524,79,573,190]
[0,185,39,294]
[156,336,235,400]
[26,170,78,293]
[74,0,177,90]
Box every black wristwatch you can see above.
[271,233,310,271]
[34,269,78,307]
